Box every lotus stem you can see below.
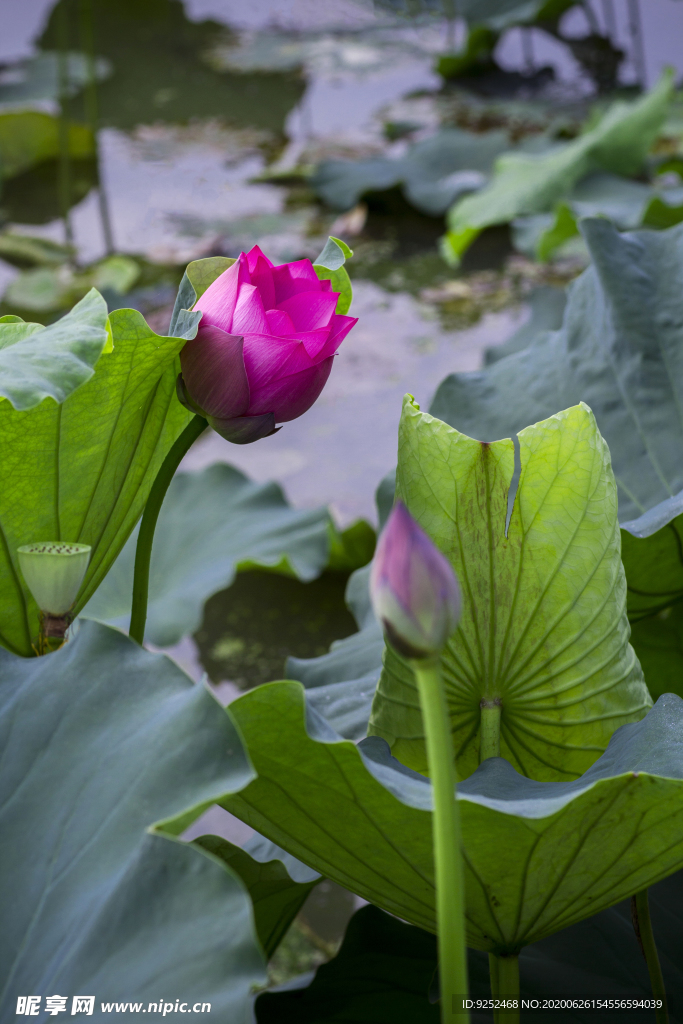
[37,612,70,656]
[480,700,501,761]
[495,954,520,1024]
[489,953,500,1023]
[632,889,668,1024]
[129,414,207,645]
[483,702,503,1015]
[411,658,469,1024]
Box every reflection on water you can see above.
[39,0,306,133]
[194,570,358,689]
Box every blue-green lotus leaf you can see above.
[286,564,383,741]
[0,620,265,1018]
[84,464,369,647]
[431,218,683,527]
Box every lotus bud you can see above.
[177,245,358,443]
[370,502,461,660]
[17,542,91,620]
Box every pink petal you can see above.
[180,324,250,420]
[249,252,276,312]
[245,245,274,274]
[266,309,297,336]
[296,329,331,360]
[232,282,270,336]
[318,313,358,358]
[276,290,339,331]
[272,259,322,303]
[194,254,249,334]
[243,334,315,390]
[248,356,335,422]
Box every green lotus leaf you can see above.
[195,835,320,960]
[221,680,683,954]
[256,904,439,1024]
[511,173,683,262]
[0,289,108,410]
[0,619,265,1017]
[0,297,200,656]
[619,497,683,625]
[443,72,673,262]
[369,396,648,780]
[259,873,683,1023]
[629,606,683,703]
[470,869,682,1015]
[313,236,354,317]
[84,463,372,647]
[431,218,683,526]
[186,255,236,301]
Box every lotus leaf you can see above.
[0,294,200,656]
[369,397,648,780]
[221,681,683,955]
[0,289,107,409]
[484,286,566,365]
[311,129,509,216]
[444,73,673,262]
[258,872,683,1023]
[431,218,683,526]
[256,904,440,1024]
[83,463,350,647]
[512,173,683,261]
[286,564,383,740]
[628,606,683,703]
[195,835,320,959]
[0,620,265,1018]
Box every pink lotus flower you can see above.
[370,502,461,660]
[177,245,358,443]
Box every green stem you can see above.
[411,659,469,1024]
[496,955,520,1024]
[129,415,207,645]
[632,890,669,1024]
[480,701,501,761]
[489,953,500,1024]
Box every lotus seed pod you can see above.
[17,542,91,615]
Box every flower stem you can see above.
[496,955,520,1024]
[632,889,669,1024]
[129,414,207,645]
[483,706,515,1024]
[489,953,500,1024]
[411,658,469,1024]
[480,700,501,761]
